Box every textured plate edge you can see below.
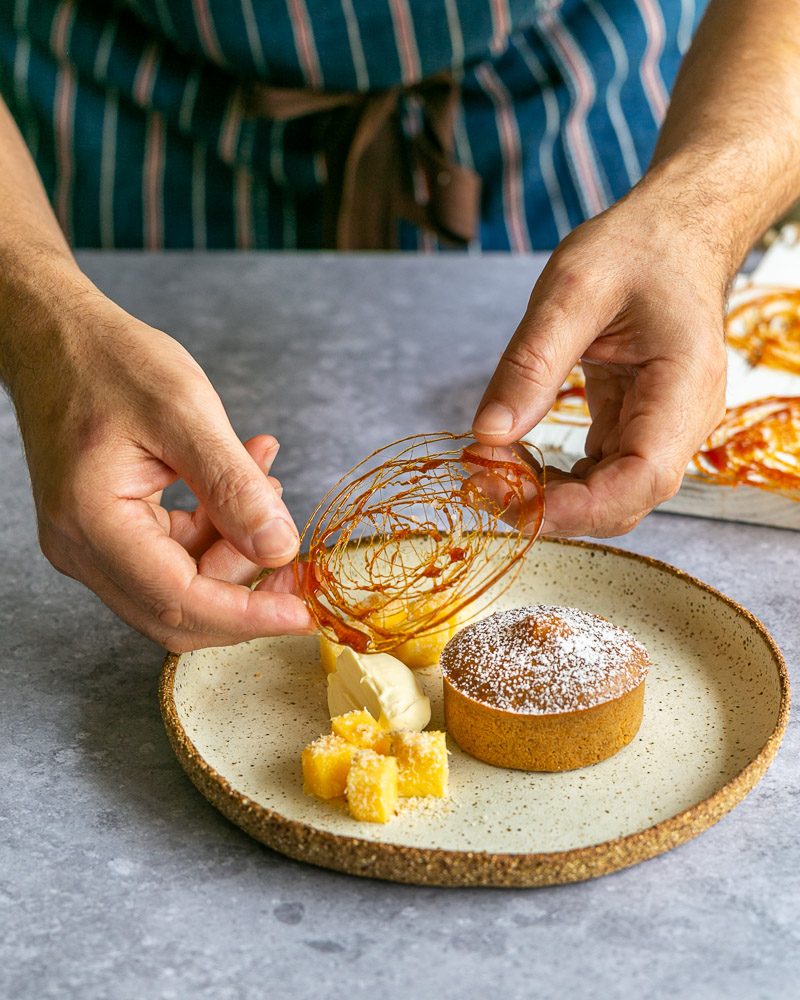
[158,537,791,888]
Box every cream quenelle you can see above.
[326,647,431,732]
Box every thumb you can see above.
[472,266,605,444]
[171,424,300,568]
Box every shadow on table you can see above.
[66,618,295,862]
[69,620,405,889]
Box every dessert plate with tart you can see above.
[160,537,789,888]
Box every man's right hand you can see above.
[7,265,314,651]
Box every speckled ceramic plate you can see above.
[160,538,789,887]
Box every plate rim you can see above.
[159,537,791,888]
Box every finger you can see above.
[461,441,541,471]
[197,538,260,585]
[473,261,613,444]
[195,478,285,584]
[543,382,700,538]
[74,560,237,651]
[168,432,284,559]
[254,562,305,598]
[247,434,281,472]
[542,458,654,538]
[168,508,219,562]
[569,456,596,478]
[266,475,283,497]
[583,367,625,461]
[169,475,284,561]
[87,499,314,642]
[584,396,623,461]
[456,443,545,532]
[162,416,300,567]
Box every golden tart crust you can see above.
[441,605,650,772]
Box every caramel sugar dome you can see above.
[440,605,650,772]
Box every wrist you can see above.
[633,158,745,287]
[635,136,800,286]
[0,242,99,398]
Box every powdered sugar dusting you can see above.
[441,605,650,714]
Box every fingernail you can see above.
[253,518,298,560]
[474,401,515,437]
[285,598,316,634]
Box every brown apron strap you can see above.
[246,74,481,250]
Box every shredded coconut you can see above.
[440,605,649,714]
[306,733,350,756]
[395,794,454,824]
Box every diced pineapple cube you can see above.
[319,604,473,673]
[392,731,449,797]
[346,750,399,823]
[301,734,357,799]
[387,608,464,670]
[319,634,341,674]
[331,709,392,754]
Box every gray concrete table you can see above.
[2,254,798,1000]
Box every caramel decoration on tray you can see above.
[297,432,545,654]
[725,288,800,375]
[692,396,800,497]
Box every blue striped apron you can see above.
[0,0,706,250]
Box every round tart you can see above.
[440,605,650,771]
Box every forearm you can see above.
[642,0,800,278]
[0,94,73,261]
[0,96,95,394]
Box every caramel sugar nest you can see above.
[441,605,650,772]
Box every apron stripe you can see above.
[218,89,243,164]
[192,142,208,250]
[340,0,369,90]
[235,121,256,249]
[633,0,669,122]
[12,35,39,161]
[93,16,117,81]
[235,166,254,249]
[13,0,30,32]
[489,0,512,54]
[51,0,77,242]
[443,0,465,69]
[388,0,422,85]
[474,62,533,252]
[99,87,118,248]
[178,67,201,133]
[153,0,176,38]
[453,101,475,172]
[52,62,76,242]
[286,0,324,88]
[143,111,165,249]
[192,0,225,66]
[541,9,609,218]
[133,41,159,106]
[677,0,696,54]
[240,0,266,75]
[585,0,642,186]
[49,0,74,59]
[513,35,571,240]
